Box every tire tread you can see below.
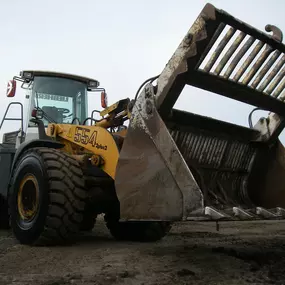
[9,147,87,245]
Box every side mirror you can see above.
[6,80,16,97]
[101,91,108,108]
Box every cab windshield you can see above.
[31,76,88,126]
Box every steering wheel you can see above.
[57,108,70,114]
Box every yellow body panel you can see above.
[100,102,118,117]
[47,124,120,179]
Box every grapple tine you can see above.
[204,26,235,73]
[223,36,255,79]
[213,31,246,76]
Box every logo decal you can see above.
[73,127,107,150]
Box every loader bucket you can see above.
[115,3,285,222]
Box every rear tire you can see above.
[76,167,172,242]
[80,215,96,231]
[80,205,97,231]
[9,147,87,245]
[105,219,171,242]
[104,190,172,242]
[79,172,114,232]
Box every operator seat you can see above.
[42,106,63,123]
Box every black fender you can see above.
[6,139,64,198]
[11,139,64,172]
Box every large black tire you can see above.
[9,147,87,245]
[80,204,97,231]
[105,219,171,242]
[104,190,172,242]
[79,171,114,231]
[78,167,172,242]
[79,215,96,231]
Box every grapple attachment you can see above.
[115,3,285,222]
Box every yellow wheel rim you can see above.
[17,174,39,221]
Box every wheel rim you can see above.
[17,174,39,222]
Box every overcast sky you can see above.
[0,0,285,142]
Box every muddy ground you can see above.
[0,217,285,285]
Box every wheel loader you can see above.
[1,3,285,245]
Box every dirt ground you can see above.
[0,217,285,285]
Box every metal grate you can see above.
[170,129,256,172]
[156,3,285,120]
[198,24,285,100]
[168,126,258,208]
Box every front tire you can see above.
[80,215,96,231]
[9,147,87,245]
[80,205,97,231]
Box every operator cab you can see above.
[31,75,89,126]
[1,70,107,147]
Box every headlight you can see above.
[21,71,34,80]
[88,80,99,88]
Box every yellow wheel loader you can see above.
[1,3,285,245]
